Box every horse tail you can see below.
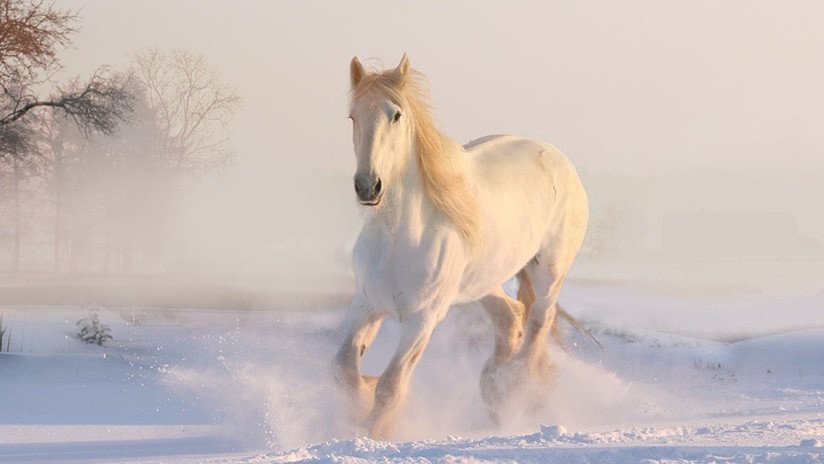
[556,304,603,349]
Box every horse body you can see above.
[335,54,588,438]
[459,134,587,303]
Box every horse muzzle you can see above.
[354,175,383,206]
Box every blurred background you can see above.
[1,0,822,309]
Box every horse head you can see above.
[348,54,414,207]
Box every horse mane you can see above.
[351,68,481,249]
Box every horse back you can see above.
[455,134,588,301]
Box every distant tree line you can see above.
[0,0,240,273]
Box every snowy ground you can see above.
[1,266,823,463]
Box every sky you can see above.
[55,0,824,278]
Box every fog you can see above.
[9,0,823,306]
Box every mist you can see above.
[4,0,823,306]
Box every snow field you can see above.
[0,277,822,463]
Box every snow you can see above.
[1,268,822,463]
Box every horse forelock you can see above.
[350,68,481,249]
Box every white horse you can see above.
[334,54,589,438]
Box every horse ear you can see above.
[395,53,410,79]
[350,56,365,88]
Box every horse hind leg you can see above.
[479,287,526,422]
[517,245,582,387]
[519,195,588,374]
[482,288,526,363]
[517,268,534,315]
[519,268,563,346]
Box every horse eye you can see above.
[393,111,402,122]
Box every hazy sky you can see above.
[56,0,824,276]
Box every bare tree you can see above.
[0,120,35,270]
[133,48,241,179]
[0,0,133,134]
[38,113,72,272]
[2,69,133,134]
[36,84,174,274]
[0,115,31,153]
[0,0,133,272]
[0,0,77,81]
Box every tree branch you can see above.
[0,69,134,135]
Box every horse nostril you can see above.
[354,175,381,203]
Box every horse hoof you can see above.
[479,359,525,419]
[481,356,556,423]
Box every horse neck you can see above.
[378,132,467,237]
[378,141,430,231]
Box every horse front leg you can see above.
[333,296,385,424]
[366,310,439,439]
